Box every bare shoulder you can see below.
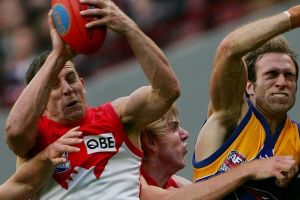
[110,96,129,117]
[110,86,150,119]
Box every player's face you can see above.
[156,117,189,172]
[251,53,297,115]
[45,61,86,123]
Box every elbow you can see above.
[173,85,181,101]
[167,81,181,103]
[5,132,23,157]
[157,85,180,106]
[157,77,181,103]
[5,120,21,146]
[217,36,243,61]
[172,76,181,98]
[5,122,17,147]
[5,122,35,157]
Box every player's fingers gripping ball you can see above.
[51,0,106,55]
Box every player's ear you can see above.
[80,78,86,94]
[80,78,85,85]
[140,131,157,153]
[246,81,254,96]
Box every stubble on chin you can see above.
[64,105,85,122]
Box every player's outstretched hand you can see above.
[79,0,137,34]
[287,5,300,29]
[48,10,76,59]
[42,126,83,165]
[244,156,298,187]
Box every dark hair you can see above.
[244,36,298,82]
[26,51,51,84]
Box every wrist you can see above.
[49,51,69,69]
[237,162,255,181]
[287,6,300,29]
[36,149,53,165]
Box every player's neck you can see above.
[141,160,175,188]
[252,101,287,135]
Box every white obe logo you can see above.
[84,133,116,154]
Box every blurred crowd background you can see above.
[0,0,289,110]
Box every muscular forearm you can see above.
[143,156,297,200]
[5,51,66,156]
[209,9,293,119]
[1,126,82,199]
[142,164,252,200]
[169,167,250,200]
[0,152,54,200]
[125,26,180,101]
[220,12,290,58]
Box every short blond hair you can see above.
[141,104,178,139]
[140,104,179,159]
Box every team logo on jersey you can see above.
[55,152,71,174]
[218,150,246,173]
[84,133,116,154]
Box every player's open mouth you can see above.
[65,100,78,108]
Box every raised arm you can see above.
[0,127,82,200]
[141,156,298,200]
[5,11,74,157]
[196,5,300,161]
[80,0,180,138]
[211,9,295,116]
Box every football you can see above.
[51,0,106,55]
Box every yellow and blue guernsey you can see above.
[193,100,300,200]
